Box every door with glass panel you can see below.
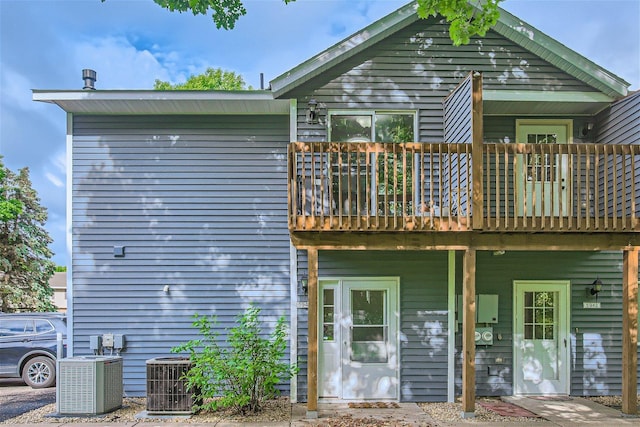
[513,281,570,395]
[516,120,571,217]
[329,112,415,216]
[319,278,399,400]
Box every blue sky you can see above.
[1,0,638,267]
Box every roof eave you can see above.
[490,7,629,98]
[270,1,630,100]
[32,90,290,115]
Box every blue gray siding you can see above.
[296,19,597,143]
[290,13,629,403]
[71,114,290,396]
[296,250,449,402]
[443,74,472,144]
[461,250,626,397]
[596,92,640,215]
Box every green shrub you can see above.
[172,305,297,414]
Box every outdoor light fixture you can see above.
[588,278,603,300]
[299,275,309,296]
[305,98,319,124]
[581,120,595,137]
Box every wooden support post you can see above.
[307,248,319,418]
[471,72,484,230]
[622,248,638,415]
[462,249,476,416]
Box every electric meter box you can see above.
[477,294,499,323]
[456,294,499,324]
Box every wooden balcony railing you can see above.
[288,142,640,233]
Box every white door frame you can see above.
[515,119,572,217]
[318,277,400,401]
[513,280,571,395]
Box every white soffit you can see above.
[32,90,290,115]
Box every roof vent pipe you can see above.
[260,73,264,90]
[82,69,97,90]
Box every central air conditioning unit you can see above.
[57,356,123,415]
[146,357,198,414]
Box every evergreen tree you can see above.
[0,160,56,312]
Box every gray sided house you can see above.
[35,0,640,416]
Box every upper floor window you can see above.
[329,112,416,143]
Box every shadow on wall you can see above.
[582,333,609,394]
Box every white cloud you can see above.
[73,36,172,89]
[52,150,67,174]
[45,172,64,188]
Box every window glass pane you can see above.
[524,292,533,307]
[351,290,385,325]
[323,288,334,304]
[524,306,533,324]
[330,115,372,142]
[351,342,388,363]
[323,325,334,341]
[535,324,543,339]
[322,288,335,342]
[375,114,414,143]
[0,319,33,336]
[352,326,385,342]
[544,325,554,340]
[35,320,54,333]
[524,324,533,340]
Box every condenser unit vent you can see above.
[57,356,123,415]
[146,357,198,414]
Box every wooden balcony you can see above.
[288,142,640,234]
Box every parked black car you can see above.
[0,313,67,388]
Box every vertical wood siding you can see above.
[72,115,290,396]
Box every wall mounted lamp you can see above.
[581,120,595,137]
[299,275,308,296]
[305,98,320,124]
[588,278,603,301]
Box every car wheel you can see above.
[22,356,56,388]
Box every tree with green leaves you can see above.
[0,160,56,312]
[154,67,249,90]
[130,0,503,45]
[418,0,502,45]
[0,160,23,223]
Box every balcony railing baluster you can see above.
[289,142,639,233]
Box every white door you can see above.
[319,278,399,400]
[513,281,570,395]
[516,121,571,217]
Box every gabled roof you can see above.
[269,1,629,99]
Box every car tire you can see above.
[22,356,56,388]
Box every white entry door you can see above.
[513,281,570,395]
[319,278,399,400]
[516,120,571,217]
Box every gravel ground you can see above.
[419,398,546,424]
[0,397,290,424]
[3,395,636,425]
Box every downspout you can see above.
[289,98,298,402]
[66,112,74,355]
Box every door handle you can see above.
[564,338,567,348]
